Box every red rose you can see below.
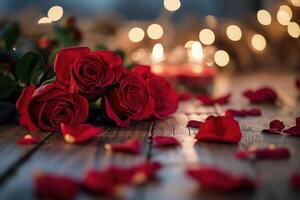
[54,47,125,100]
[16,82,88,132]
[103,71,153,127]
[133,65,178,119]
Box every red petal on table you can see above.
[195,116,242,143]
[187,166,256,192]
[105,139,141,154]
[61,123,103,144]
[262,119,285,135]
[187,120,203,128]
[235,146,290,160]
[34,172,79,200]
[153,135,179,147]
[178,91,193,101]
[225,108,261,117]
[17,134,40,145]
[196,94,231,105]
[290,173,300,190]
[243,87,278,104]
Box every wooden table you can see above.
[0,72,299,200]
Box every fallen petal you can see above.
[61,123,103,144]
[105,139,141,154]
[153,135,179,147]
[17,134,40,145]
[187,120,203,128]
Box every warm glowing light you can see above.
[128,27,145,43]
[214,50,230,67]
[287,22,300,38]
[251,34,266,51]
[147,24,163,40]
[257,10,272,25]
[199,29,215,45]
[38,17,52,24]
[277,6,292,26]
[164,0,181,12]
[47,6,63,21]
[191,41,203,61]
[205,15,217,29]
[226,25,242,41]
[290,0,300,7]
[151,43,164,63]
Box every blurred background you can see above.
[0,0,299,73]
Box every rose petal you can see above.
[187,166,256,191]
[186,120,203,128]
[105,139,141,154]
[290,173,300,190]
[153,135,179,147]
[243,87,277,104]
[34,172,79,200]
[225,108,262,117]
[235,146,290,160]
[196,94,231,105]
[61,123,103,144]
[178,92,193,101]
[195,116,242,143]
[17,134,40,145]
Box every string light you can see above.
[147,24,164,40]
[251,34,266,51]
[226,25,242,41]
[214,50,230,67]
[199,29,215,45]
[128,27,145,43]
[257,10,272,25]
[164,0,181,12]
[287,22,300,38]
[47,6,64,21]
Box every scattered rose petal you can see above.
[83,161,161,196]
[195,116,242,143]
[187,166,256,191]
[225,108,261,117]
[243,87,278,104]
[187,120,203,128]
[283,117,300,136]
[290,173,300,190]
[105,139,141,154]
[153,135,180,147]
[178,91,193,101]
[17,134,40,145]
[34,172,79,200]
[235,146,290,160]
[262,119,285,135]
[61,123,103,144]
[196,94,231,105]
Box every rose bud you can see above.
[103,71,153,127]
[16,82,88,132]
[54,47,125,101]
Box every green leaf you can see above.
[115,49,126,61]
[15,52,44,85]
[0,101,17,124]
[0,74,17,100]
[0,22,20,50]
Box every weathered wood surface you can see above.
[0,72,299,200]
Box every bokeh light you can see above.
[214,50,230,67]
[47,6,64,21]
[147,24,164,40]
[257,10,272,25]
[128,27,145,43]
[199,28,215,45]
[226,25,242,41]
[164,0,181,12]
[287,22,300,38]
[251,34,266,51]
